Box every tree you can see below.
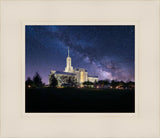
[50,74,58,88]
[97,80,105,87]
[111,80,118,89]
[83,81,94,88]
[104,79,110,85]
[83,81,93,85]
[59,76,77,87]
[66,76,77,87]
[42,83,45,87]
[25,77,33,88]
[33,72,43,87]
[126,81,135,89]
[94,80,98,84]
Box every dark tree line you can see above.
[50,74,58,88]
[26,72,45,88]
[26,72,59,88]
[26,72,135,89]
[83,79,135,89]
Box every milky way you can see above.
[25,25,135,84]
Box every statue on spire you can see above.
[68,47,70,57]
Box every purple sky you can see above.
[25,25,135,84]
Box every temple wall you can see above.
[88,77,98,83]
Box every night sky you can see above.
[25,25,135,84]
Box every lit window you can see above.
[80,71,84,82]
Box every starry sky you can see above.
[25,25,135,84]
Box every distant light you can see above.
[28,85,31,88]
[96,86,99,88]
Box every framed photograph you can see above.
[0,0,159,138]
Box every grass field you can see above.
[25,88,134,113]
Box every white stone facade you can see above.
[88,76,98,83]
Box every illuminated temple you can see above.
[49,48,98,86]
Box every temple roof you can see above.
[55,71,76,75]
[74,68,87,72]
[88,75,98,78]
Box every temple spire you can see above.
[65,47,73,72]
[68,47,70,57]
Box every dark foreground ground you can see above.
[25,88,135,113]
